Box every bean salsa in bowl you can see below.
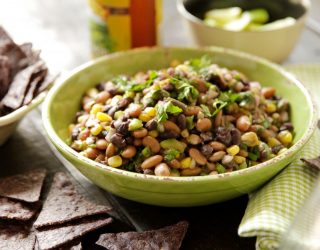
[68,56,294,177]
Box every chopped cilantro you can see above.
[200,104,212,117]
[171,78,199,102]
[164,149,180,161]
[155,101,183,122]
[189,55,212,71]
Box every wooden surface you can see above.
[1,0,320,249]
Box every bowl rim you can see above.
[42,46,318,183]
[176,0,310,34]
[0,91,47,126]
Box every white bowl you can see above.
[177,0,310,62]
[0,92,47,146]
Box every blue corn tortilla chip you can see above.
[36,217,113,250]
[0,197,39,221]
[96,221,189,250]
[0,168,47,203]
[0,222,35,250]
[34,172,112,229]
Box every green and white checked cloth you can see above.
[238,65,320,250]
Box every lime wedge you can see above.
[205,7,242,25]
[223,12,251,31]
[204,18,218,27]
[249,17,296,31]
[247,9,269,24]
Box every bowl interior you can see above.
[183,0,308,23]
[48,47,313,150]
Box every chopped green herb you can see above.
[164,149,180,161]
[216,163,226,173]
[200,104,212,117]
[189,55,212,71]
[155,101,183,122]
[248,152,258,161]
[142,147,152,157]
[186,115,195,130]
[212,100,228,116]
[171,78,199,102]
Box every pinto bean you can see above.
[196,118,212,132]
[121,145,137,158]
[189,148,207,165]
[163,120,181,134]
[181,167,202,176]
[209,151,226,162]
[132,128,148,138]
[141,155,163,169]
[142,136,160,153]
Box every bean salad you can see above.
[68,56,294,177]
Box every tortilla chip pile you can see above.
[0,26,52,116]
[0,170,189,249]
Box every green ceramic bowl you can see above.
[42,47,317,207]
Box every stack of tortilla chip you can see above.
[33,172,113,250]
[0,26,53,116]
[0,168,47,250]
[0,169,189,249]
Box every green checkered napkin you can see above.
[238,65,320,250]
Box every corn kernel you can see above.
[144,107,156,117]
[90,124,102,136]
[227,145,240,156]
[180,157,192,169]
[107,155,122,168]
[265,102,277,113]
[148,130,159,138]
[90,104,102,115]
[278,130,293,145]
[124,91,135,99]
[128,118,143,131]
[234,156,246,164]
[267,137,281,147]
[96,112,112,122]
[110,95,122,105]
[278,147,288,155]
[114,111,125,120]
[241,132,260,147]
[139,113,151,122]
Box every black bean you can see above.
[105,81,118,95]
[279,122,294,131]
[272,145,283,154]
[200,131,213,142]
[110,133,126,149]
[71,127,80,140]
[162,83,174,91]
[177,114,187,129]
[201,144,213,156]
[231,128,241,145]
[215,127,232,146]
[108,106,118,117]
[125,136,134,145]
[96,83,105,91]
[145,119,158,131]
[105,128,116,142]
[117,98,132,110]
[116,121,130,135]
[159,131,179,139]
[102,104,112,113]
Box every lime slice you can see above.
[204,18,218,27]
[247,9,269,24]
[204,7,242,25]
[250,17,296,31]
[223,12,251,31]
